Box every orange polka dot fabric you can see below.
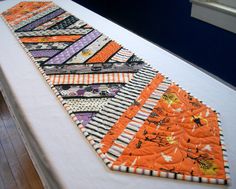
[1,1,230,185]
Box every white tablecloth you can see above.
[0,0,235,188]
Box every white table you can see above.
[0,0,235,188]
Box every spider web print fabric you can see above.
[1,1,230,185]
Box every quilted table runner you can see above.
[1,1,230,185]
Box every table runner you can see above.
[1,1,230,185]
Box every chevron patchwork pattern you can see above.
[1,1,230,185]
[2,1,145,125]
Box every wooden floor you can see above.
[0,93,44,189]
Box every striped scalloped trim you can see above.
[0,1,230,185]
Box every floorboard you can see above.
[0,92,43,189]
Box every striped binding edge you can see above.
[0,2,230,185]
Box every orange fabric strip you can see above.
[2,2,51,23]
[20,35,81,43]
[86,41,121,63]
[100,73,164,153]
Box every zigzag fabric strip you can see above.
[1,1,230,185]
[65,98,111,112]
[17,28,92,37]
[55,83,124,98]
[24,42,71,50]
[30,49,60,58]
[48,15,79,30]
[34,57,49,63]
[75,112,97,127]
[67,20,86,29]
[44,29,101,65]
[109,48,134,62]
[12,4,60,30]
[49,73,134,85]
[43,62,145,75]
[33,12,71,30]
[16,8,65,32]
[20,35,82,43]
[66,35,110,64]
[86,41,121,63]
[129,55,143,62]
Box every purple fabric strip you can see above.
[44,30,101,65]
[75,112,97,126]
[30,49,60,58]
[16,8,65,32]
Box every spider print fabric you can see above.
[1,1,230,185]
